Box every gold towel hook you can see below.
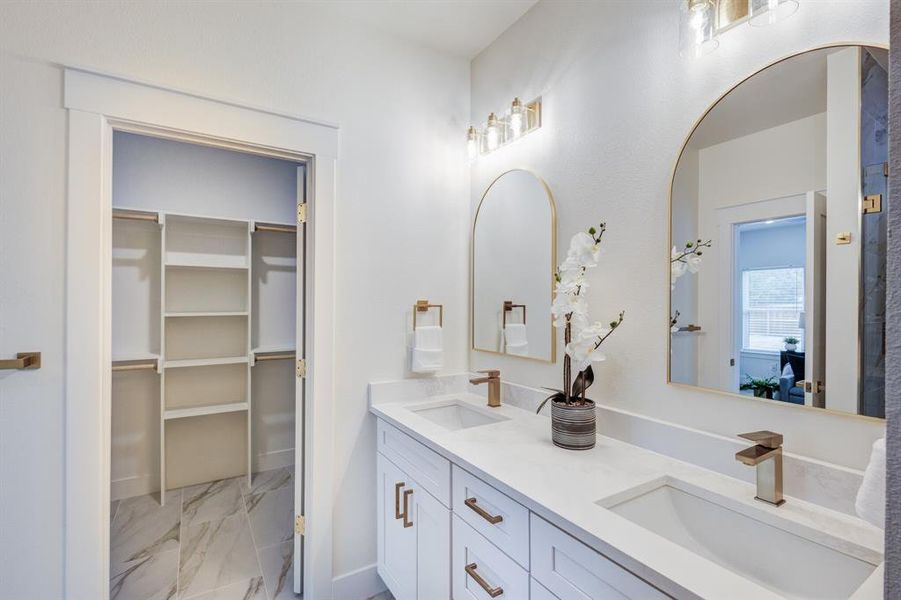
[413,299,444,330]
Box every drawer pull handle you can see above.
[464,562,503,597]
[465,497,503,524]
[394,482,405,520]
[402,489,413,528]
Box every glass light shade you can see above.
[748,0,799,26]
[485,113,500,151]
[679,0,719,58]
[509,98,524,138]
[466,126,479,160]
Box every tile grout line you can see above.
[243,473,274,600]
[176,487,183,599]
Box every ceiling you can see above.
[320,0,539,58]
[688,47,837,150]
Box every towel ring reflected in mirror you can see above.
[471,169,557,363]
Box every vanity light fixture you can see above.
[509,97,524,138]
[485,112,500,152]
[467,126,480,161]
[679,0,799,58]
[679,0,718,58]
[467,97,542,160]
[748,0,799,26]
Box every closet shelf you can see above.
[165,311,249,318]
[165,261,248,271]
[163,401,248,421]
[164,356,249,369]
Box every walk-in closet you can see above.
[109,131,304,599]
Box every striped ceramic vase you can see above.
[551,399,596,450]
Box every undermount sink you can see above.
[598,477,880,600]
[407,398,508,431]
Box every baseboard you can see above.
[112,450,294,502]
[111,474,157,501]
[332,563,386,600]
[255,448,294,472]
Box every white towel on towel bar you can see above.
[412,325,443,373]
[855,438,885,529]
[503,323,529,357]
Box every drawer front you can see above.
[530,515,668,600]
[452,465,530,569]
[531,577,561,600]
[453,515,528,600]
[377,419,451,506]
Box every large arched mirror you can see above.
[472,169,556,362]
[669,45,888,419]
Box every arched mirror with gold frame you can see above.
[472,169,557,362]
[668,44,888,420]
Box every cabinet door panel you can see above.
[377,454,416,600]
[412,479,451,599]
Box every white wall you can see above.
[0,2,469,596]
[826,47,863,413]
[470,1,886,472]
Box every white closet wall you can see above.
[111,132,300,500]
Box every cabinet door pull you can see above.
[394,482,405,520]
[402,489,413,528]
[464,562,503,597]
[464,497,503,524]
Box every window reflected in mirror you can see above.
[669,45,887,418]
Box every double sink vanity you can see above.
[370,376,884,600]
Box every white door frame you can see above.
[63,68,337,599]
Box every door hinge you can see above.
[863,194,882,214]
[297,203,307,224]
[295,514,305,535]
[729,358,735,367]
[885,162,889,178]
[296,358,306,378]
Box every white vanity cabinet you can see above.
[375,418,667,600]
[376,453,451,600]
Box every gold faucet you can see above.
[469,370,501,408]
[735,431,785,506]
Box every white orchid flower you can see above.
[685,252,702,273]
[551,294,588,328]
[565,232,601,269]
[555,268,587,296]
[565,322,610,371]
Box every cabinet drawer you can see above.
[452,465,529,569]
[377,419,451,506]
[530,515,667,600]
[531,577,561,600]
[453,515,528,600]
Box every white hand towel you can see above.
[855,438,885,529]
[412,325,443,373]
[503,324,529,356]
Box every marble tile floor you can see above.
[110,466,298,600]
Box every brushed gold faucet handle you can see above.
[478,369,500,378]
[738,430,783,448]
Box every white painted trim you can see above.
[254,448,295,473]
[110,474,157,502]
[64,68,336,600]
[332,563,387,600]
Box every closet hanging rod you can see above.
[255,223,297,234]
[254,352,296,362]
[112,359,158,372]
[113,208,160,224]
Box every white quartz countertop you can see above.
[370,389,884,600]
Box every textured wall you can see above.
[887,0,901,595]
[471,0,887,471]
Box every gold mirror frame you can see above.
[666,42,888,422]
[471,169,557,363]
